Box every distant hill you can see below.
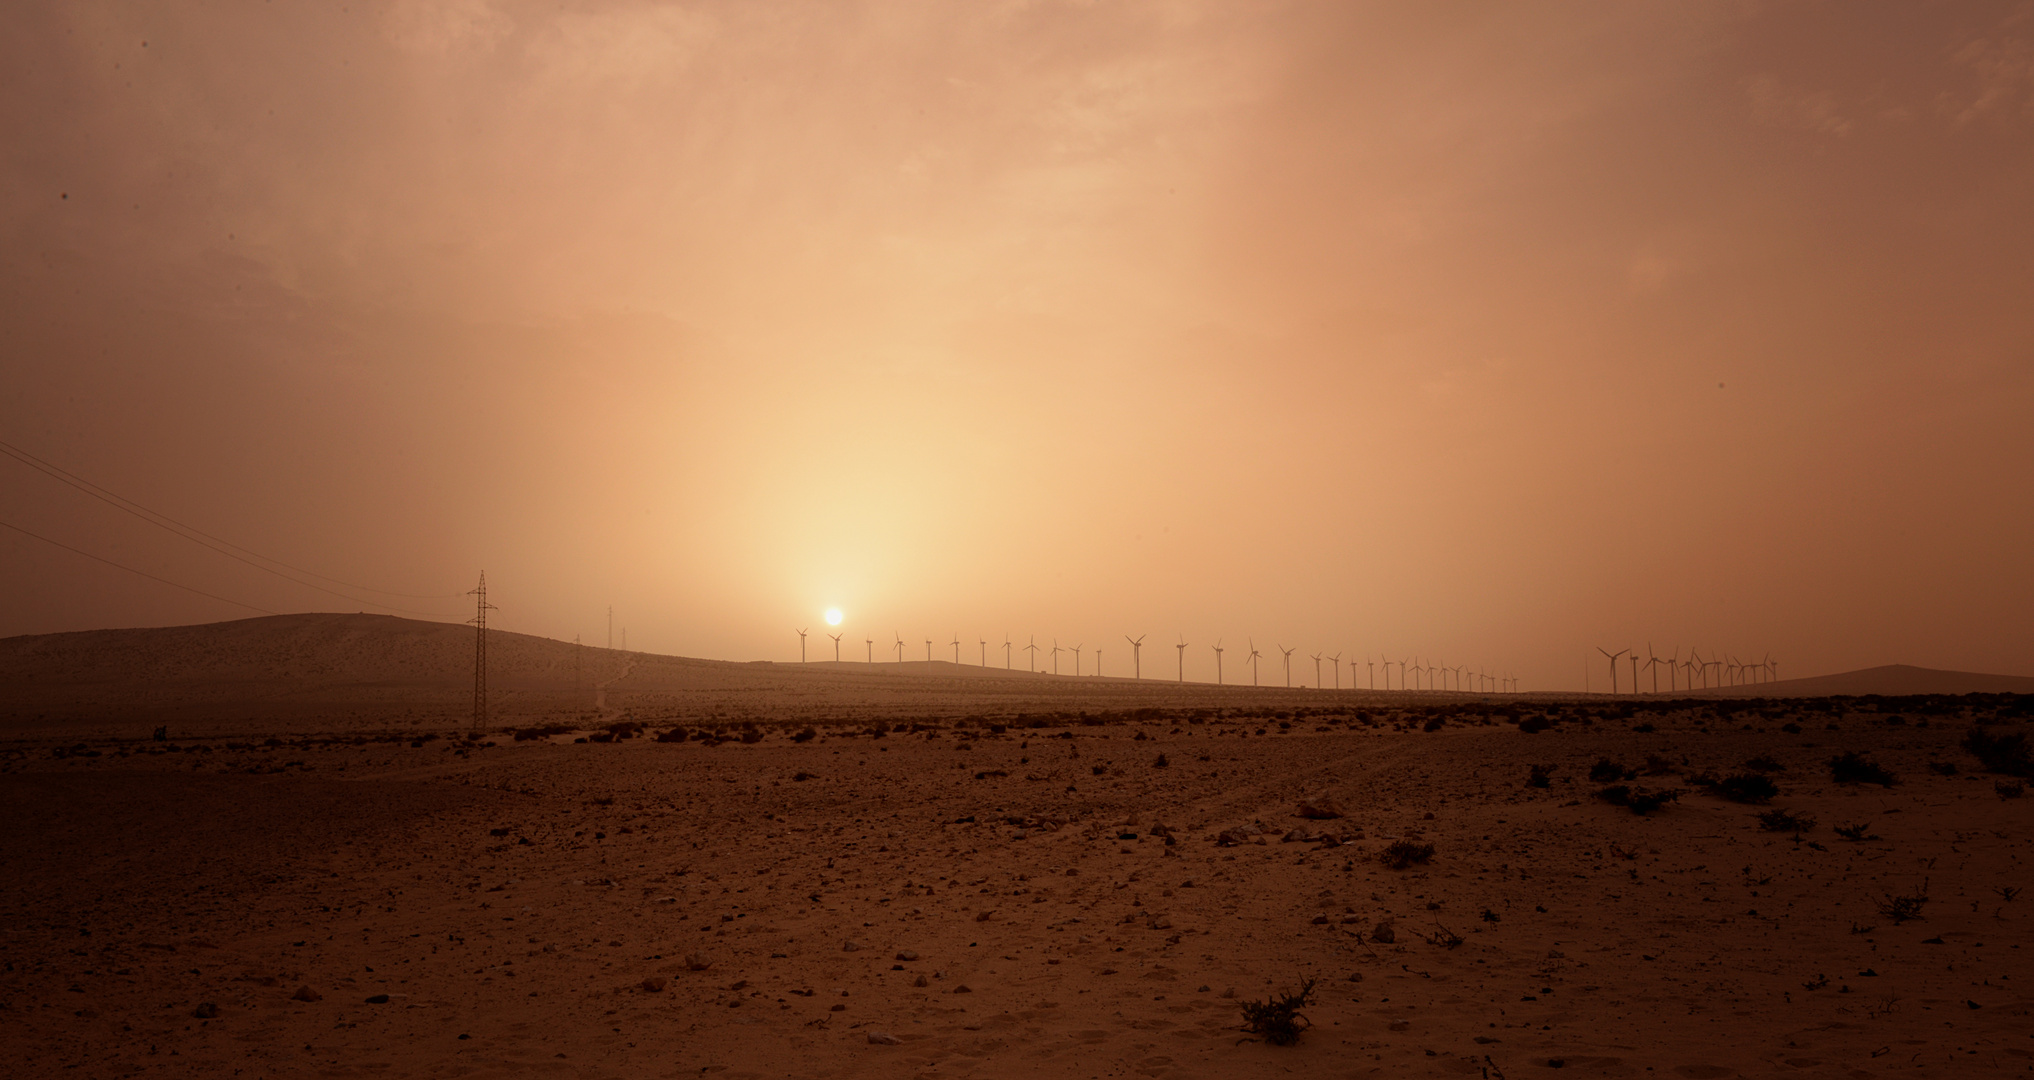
[0,613,1301,735]
[1676,663,2034,699]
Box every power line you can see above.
[0,516,278,615]
[0,437,462,617]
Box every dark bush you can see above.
[791,727,817,742]
[1518,716,1551,734]
[1589,758,1634,782]
[1743,755,1783,773]
[1715,773,1780,804]
[1240,979,1316,1045]
[1596,784,1680,815]
[1527,764,1554,789]
[654,727,689,743]
[1379,840,1435,869]
[1962,728,2033,777]
[1758,808,1814,832]
[1829,752,1896,786]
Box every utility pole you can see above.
[467,573,497,731]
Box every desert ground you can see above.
[2,619,2032,1078]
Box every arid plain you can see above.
[3,616,2032,1079]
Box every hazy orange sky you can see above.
[4,1,2032,689]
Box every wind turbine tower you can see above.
[828,632,843,662]
[1175,637,1189,683]
[1212,640,1224,685]
[1278,645,1295,687]
[797,627,807,663]
[1597,646,1628,694]
[1125,635,1145,679]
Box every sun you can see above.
[824,608,843,626]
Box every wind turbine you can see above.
[951,634,960,664]
[925,638,933,663]
[797,628,808,663]
[1278,645,1295,687]
[894,633,905,663]
[1646,644,1662,694]
[979,637,987,666]
[1095,647,1102,677]
[827,631,843,662]
[1367,656,1376,690]
[1175,636,1189,683]
[1310,652,1324,689]
[1125,635,1145,679]
[1212,639,1224,685]
[1071,642,1084,676]
[1003,634,1013,669]
[1627,651,1639,695]
[865,638,874,664]
[1048,639,1063,676]
[1328,652,1342,690]
[1024,636,1040,672]
[1597,647,1628,694]
[1245,640,1263,685]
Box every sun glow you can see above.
[824,608,843,626]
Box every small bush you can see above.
[1379,840,1436,869]
[1999,780,2026,800]
[1632,722,1656,733]
[1876,883,1929,924]
[1240,980,1316,1045]
[1527,764,1554,788]
[1758,809,1815,833]
[791,727,817,743]
[1642,754,1677,776]
[1597,785,1680,815]
[1963,728,2033,777]
[1834,822,1879,841]
[1829,752,1896,787]
[1715,773,1781,804]
[1589,758,1634,783]
[1743,755,1784,773]
[1928,761,1958,775]
[1518,716,1551,734]
[1423,716,1446,732]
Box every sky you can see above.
[3,0,2032,690]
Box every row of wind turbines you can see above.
[1594,644,1778,694]
[791,627,1519,693]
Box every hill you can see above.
[1676,663,2034,699]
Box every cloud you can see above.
[385,0,514,55]
[1745,74,1852,136]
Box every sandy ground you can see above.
[3,698,2031,1079]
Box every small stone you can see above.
[641,976,668,992]
[1371,921,1396,944]
[1298,797,1346,820]
[953,985,973,994]
[290,985,321,1003]
[830,1003,846,1012]
[842,940,862,952]
[192,1002,220,1019]
[913,975,929,987]
[365,994,390,1004]
[684,953,711,971]
[895,950,919,961]
[867,1031,902,1045]
[1389,1019,1411,1032]
[974,910,994,923]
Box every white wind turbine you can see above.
[1328,652,1342,690]
[1212,639,1225,685]
[827,631,843,662]
[1279,645,1295,687]
[1175,636,1189,683]
[1245,640,1263,685]
[1310,652,1323,689]
[1071,642,1083,676]
[1125,634,1145,679]
[797,627,808,663]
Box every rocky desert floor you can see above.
[2,697,2031,1079]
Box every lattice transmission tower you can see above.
[467,573,498,730]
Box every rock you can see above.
[1298,797,1346,820]
[684,953,712,971]
[842,940,862,952]
[1146,915,1172,930]
[641,976,668,992]
[1282,829,1314,843]
[953,985,974,994]
[1310,913,1330,925]
[1389,1019,1411,1032]
[974,910,995,922]
[1370,921,1396,944]
[192,1002,220,1019]
[867,1031,902,1045]
[365,994,390,1004]
[290,985,321,1003]
[895,950,919,961]
[913,975,929,987]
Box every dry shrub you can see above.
[1829,751,1896,787]
[1758,809,1815,833]
[1379,840,1435,869]
[1240,980,1316,1045]
[1963,727,2033,778]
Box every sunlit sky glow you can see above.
[2,1,2030,687]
